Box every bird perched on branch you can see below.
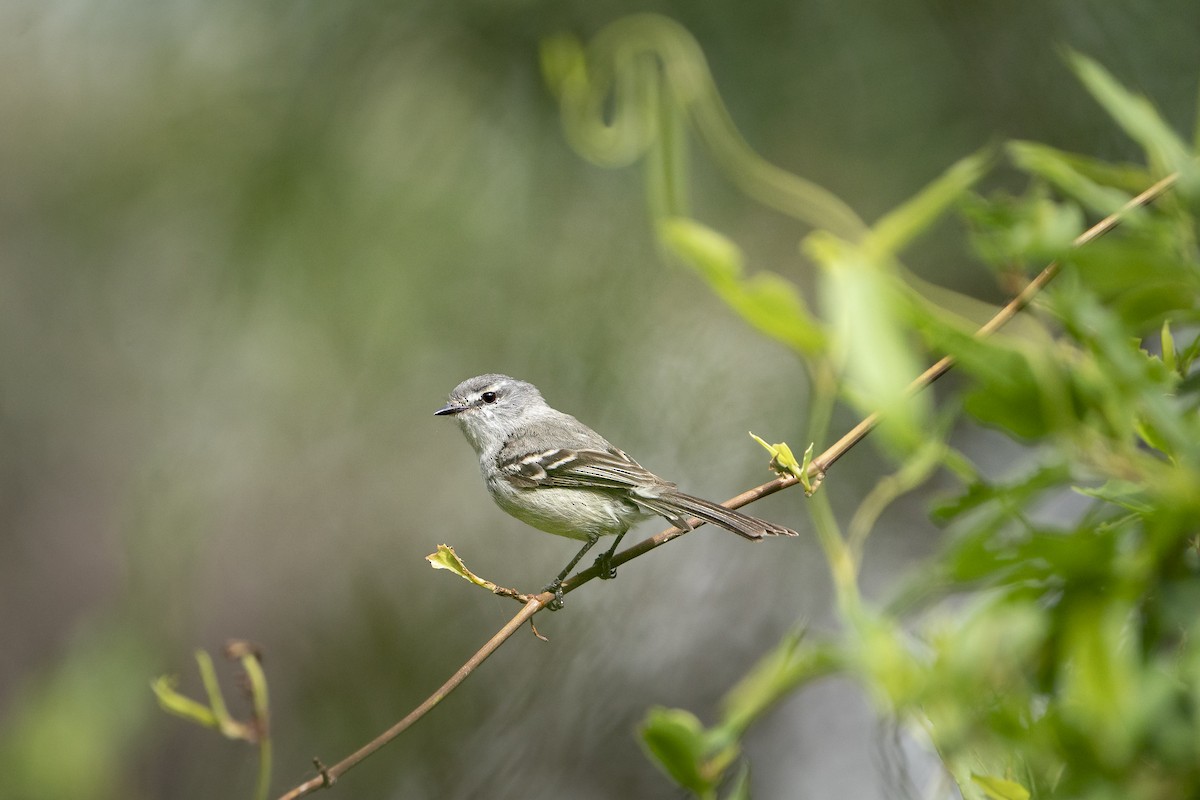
[436,374,797,608]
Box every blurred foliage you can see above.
[4,3,1200,800]
[0,623,155,800]
[153,644,270,800]
[546,16,1200,800]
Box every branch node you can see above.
[804,465,827,497]
[313,758,335,787]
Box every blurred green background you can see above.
[2,2,1198,798]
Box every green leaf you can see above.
[932,463,1070,525]
[1074,479,1153,514]
[1066,50,1196,183]
[1178,331,1200,375]
[426,544,500,592]
[921,293,1155,446]
[720,630,837,738]
[661,216,741,283]
[1059,598,1143,765]
[154,648,270,799]
[748,432,804,480]
[936,597,1048,689]
[1135,417,1176,459]
[194,649,237,735]
[660,217,826,355]
[971,773,1031,800]
[1007,140,1139,219]
[2,627,155,800]
[852,613,926,708]
[963,189,1084,267]
[797,442,820,494]
[732,272,828,355]
[1161,321,1177,375]
[1055,288,1194,454]
[866,149,992,260]
[949,525,1118,589]
[809,231,928,450]
[1066,232,1200,328]
[927,322,1067,440]
[1012,145,1154,193]
[152,675,218,729]
[640,707,712,794]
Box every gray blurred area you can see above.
[1,2,1196,798]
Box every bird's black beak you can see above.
[434,402,464,416]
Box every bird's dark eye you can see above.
[481,391,498,404]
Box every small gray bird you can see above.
[435,374,797,607]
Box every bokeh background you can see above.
[3,2,1198,798]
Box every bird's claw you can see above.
[541,580,565,611]
[593,551,617,580]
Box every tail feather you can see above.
[633,491,798,540]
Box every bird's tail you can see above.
[633,491,799,541]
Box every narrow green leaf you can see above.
[1007,140,1138,219]
[225,641,272,800]
[971,773,1031,800]
[661,217,826,354]
[915,311,1073,441]
[1066,50,1194,179]
[1011,146,1153,193]
[640,707,712,794]
[1135,417,1176,459]
[732,272,827,354]
[659,217,741,284]
[931,460,1069,542]
[963,190,1084,267]
[1161,321,1177,375]
[1074,480,1153,514]
[1178,332,1200,375]
[798,442,820,495]
[151,676,219,729]
[865,149,992,259]
[720,630,837,738]
[195,650,233,731]
[811,232,927,449]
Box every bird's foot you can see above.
[592,550,618,580]
[541,580,565,611]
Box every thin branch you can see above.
[276,170,1176,800]
[277,598,544,800]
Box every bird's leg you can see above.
[543,533,600,610]
[592,530,627,580]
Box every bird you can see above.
[435,373,797,607]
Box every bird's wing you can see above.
[498,446,673,493]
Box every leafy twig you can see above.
[155,641,272,800]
